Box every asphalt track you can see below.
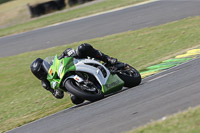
[1,0,200,57]
[8,54,200,133]
[5,0,200,133]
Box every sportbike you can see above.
[42,55,141,104]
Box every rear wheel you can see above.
[117,64,141,87]
[65,79,104,102]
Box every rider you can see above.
[31,43,117,99]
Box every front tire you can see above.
[65,79,104,102]
[117,64,141,87]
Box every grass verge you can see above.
[0,0,148,37]
[126,106,200,133]
[1,16,200,132]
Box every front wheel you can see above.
[65,79,104,102]
[117,64,141,87]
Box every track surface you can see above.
[8,54,200,133]
[5,0,200,133]
[1,0,200,57]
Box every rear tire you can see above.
[65,79,104,102]
[117,65,141,87]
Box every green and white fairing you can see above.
[45,55,124,95]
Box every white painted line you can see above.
[148,71,175,83]
[47,0,159,28]
[0,0,160,39]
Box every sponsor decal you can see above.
[49,69,53,76]
[105,80,121,88]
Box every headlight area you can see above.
[58,61,64,78]
[52,81,58,89]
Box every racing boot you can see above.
[96,50,118,65]
[105,55,118,65]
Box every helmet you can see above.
[30,58,47,80]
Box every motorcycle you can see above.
[41,55,141,104]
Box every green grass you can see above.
[0,0,13,4]
[1,16,200,132]
[0,0,148,37]
[126,106,200,133]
